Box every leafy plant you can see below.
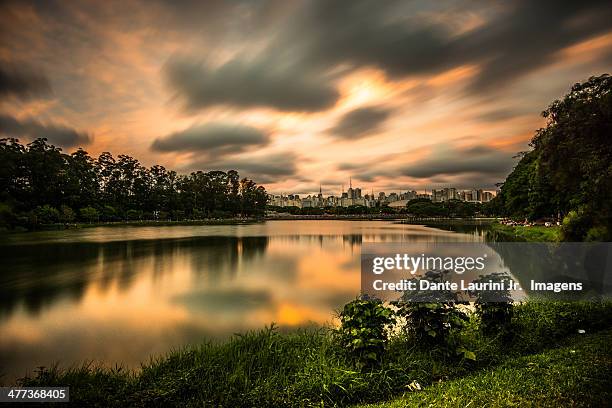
[34,204,60,224]
[337,296,395,369]
[469,273,515,338]
[393,270,469,355]
[79,206,99,223]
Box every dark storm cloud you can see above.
[400,146,516,179]
[0,114,91,148]
[151,122,268,154]
[428,173,505,190]
[0,66,51,100]
[353,172,378,183]
[164,0,612,114]
[165,58,339,112]
[330,106,393,139]
[455,0,612,93]
[281,0,452,78]
[152,0,290,36]
[271,0,612,94]
[185,151,298,182]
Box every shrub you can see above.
[59,205,75,223]
[126,209,142,221]
[393,271,469,357]
[560,209,592,241]
[395,302,468,347]
[101,205,118,222]
[34,204,60,224]
[585,225,610,241]
[470,273,514,338]
[337,297,395,369]
[0,202,18,228]
[80,206,99,223]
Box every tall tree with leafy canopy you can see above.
[499,74,612,240]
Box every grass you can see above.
[16,301,612,407]
[488,222,561,242]
[360,328,612,408]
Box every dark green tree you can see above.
[498,74,612,239]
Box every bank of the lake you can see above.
[17,301,612,407]
[1,218,265,232]
[414,219,562,242]
[2,215,416,233]
[488,222,561,242]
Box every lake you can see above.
[0,220,484,382]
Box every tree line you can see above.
[0,138,268,228]
[268,198,491,217]
[491,74,611,241]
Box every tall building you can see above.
[347,177,354,199]
[432,189,444,202]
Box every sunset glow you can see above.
[1,0,610,195]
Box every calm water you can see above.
[0,220,483,382]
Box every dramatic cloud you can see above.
[330,106,392,139]
[1,0,610,193]
[285,0,612,93]
[185,152,298,182]
[455,0,612,93]
[400,146,516,179]
[163,0,612,116]
[151,123,268,154]
[0,66,51,100]
[165,59,339,112]
[0,114,91,148]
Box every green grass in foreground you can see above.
[360,328,612,408]
[17,302,612,407]
[489,222,561,242]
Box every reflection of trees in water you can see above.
[189,236,269,281]
[422,223,489,239]
[0,236,269,319]
[268,234,362,248]
[343,234,362,248]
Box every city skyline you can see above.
[1,1,611,194]
[270,181,496,199]
[269,179,495,208]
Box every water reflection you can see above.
[0,221,478,383]
[0,236,269,318]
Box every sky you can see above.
[0,0,611,196]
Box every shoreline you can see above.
[0,218,265,233]
[15,302,612,406]
[1,216,500,233]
